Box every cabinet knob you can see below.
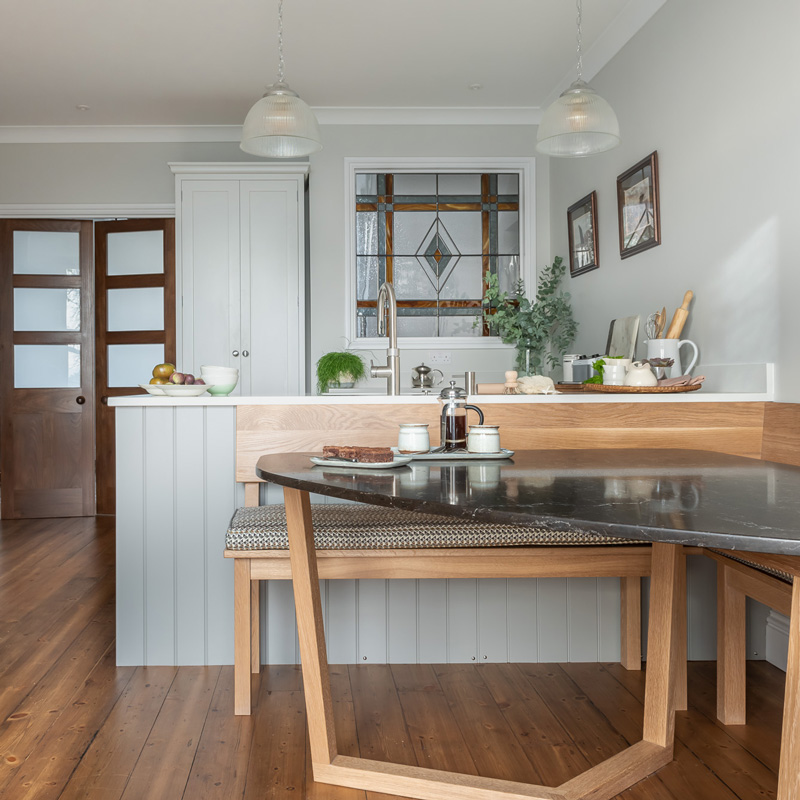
[242,350,249,357]
[232,350,239,357]
[76,396,86,405]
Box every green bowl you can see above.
[207,382,237,396]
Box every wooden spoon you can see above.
[656,307,666,338]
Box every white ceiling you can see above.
[0,0,666,130]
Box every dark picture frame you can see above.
[567,191,599,277]
[617,151,660,258]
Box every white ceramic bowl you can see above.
[162,383,212,397]
[200,365,239,375]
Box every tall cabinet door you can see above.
[175,166,307,396]
[0,220,95,518]
[240,179,303,395]
[178,181,241,379]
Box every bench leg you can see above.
[620,576,641,670]
[674,547,688,712]
[778,581,800,800]
[234,558,253,715]
[717,561,747,724]
[251,580,261,673]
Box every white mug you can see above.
[646,338,698,377]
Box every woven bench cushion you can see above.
[226,504,645,551]
[710,549,794,584]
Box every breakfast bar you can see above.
[254,449,800,800]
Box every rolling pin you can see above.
[665,290,693,339]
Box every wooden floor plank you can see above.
[119,666,221,800]
[0,646,135,800]
[59,666,177,800]
[182,666,254,800]
[433,663,543,786]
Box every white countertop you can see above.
[109,389,774,407]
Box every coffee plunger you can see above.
[438,381,484,452]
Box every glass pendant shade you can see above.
[536,80,620,157]
[240,81,322,158]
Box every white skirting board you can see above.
[766,611,790,672]
[115,403,769,667]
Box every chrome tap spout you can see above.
[369,281,400,395]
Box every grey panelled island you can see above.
[110,390,775,668]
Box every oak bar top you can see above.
[255,449,800,555]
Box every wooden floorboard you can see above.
[0,516,785,800]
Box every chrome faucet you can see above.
[369,281,400,395]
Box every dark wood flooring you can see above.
[0,516,785,799]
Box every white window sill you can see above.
[352,336,515,351]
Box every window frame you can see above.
[344,156,535,350]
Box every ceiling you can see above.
[0,0,666,130]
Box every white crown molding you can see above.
[168,162,310,175]
[0,203,175,218]
[0,107,542,145]
[314,107,542,126]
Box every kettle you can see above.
[438,381,484,452]
[412,362,444,389]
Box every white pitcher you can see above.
[646,338,699,377]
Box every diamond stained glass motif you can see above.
[355,171,521,338]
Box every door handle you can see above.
[101,396,108,405]
[76,396,86,405]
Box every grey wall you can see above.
[547,0,799,400]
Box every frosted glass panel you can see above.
[108,344,164,387]
[13,231,80,275]
[15,344,80,388]
[107,230,164,275]
[14,288,80,331]
[108,288,164,331]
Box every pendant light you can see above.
[240,0,322,158]
[536,0,620,158]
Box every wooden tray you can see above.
[582,383,702,394]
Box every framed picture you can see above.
[567,191,599,277]
[617,151,660,258]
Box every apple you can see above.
[152,362,176,380]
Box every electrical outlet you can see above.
[429,350,452,365]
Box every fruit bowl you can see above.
[162,384,213,397]
[140,383,168,396]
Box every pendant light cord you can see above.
[277,0,285,83]
[575,0,583,82]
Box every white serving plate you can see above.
[391,447,514,461]
[161,383,213,397]
[310,455,412,469]
[140,383,167,396]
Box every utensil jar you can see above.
[646,338,698,377]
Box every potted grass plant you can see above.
[316,350,366,394]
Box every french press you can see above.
[438,381,484,452]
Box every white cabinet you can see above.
[171,163,307,395]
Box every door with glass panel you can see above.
[94,219,175,515]
[0,220,94,518]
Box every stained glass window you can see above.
[354,172,521,338]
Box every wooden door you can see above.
[94,219,175,515]
[0,220,95,518]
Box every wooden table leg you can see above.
[642,542,681,749]
[284,489,678,800]
[284,487,338,768]
[778,581,800,800]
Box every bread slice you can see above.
[322,445,393,463]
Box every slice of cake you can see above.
[321,445,393,463]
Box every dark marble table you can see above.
[254,449,800,800]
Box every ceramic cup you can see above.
[646,338,698,377]
[467,424,501,454]
[397,423,430,454]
